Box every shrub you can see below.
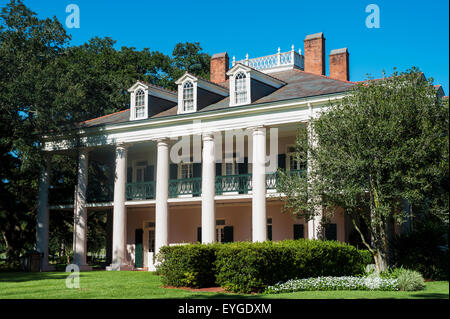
[215,240,372,293]
[156,243,219,288]
[156,240,373,293]
[395,269,425,291]
[390,222,449,280]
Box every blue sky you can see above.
[2,0,449,93]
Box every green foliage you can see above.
[215,240,372,293]
[395,269,425,291]
[157,240,373,293]
[278,68,449,271]
[0,0,211,266]
[156,243,219,288]
[170,42,211,83]
[389,220,449,280]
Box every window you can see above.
[135,89,145,118]
[235,72,247,104]
[183,81,194,112]
[180,163,193,179]
[223,158,239,176]
[216,219,225,243]
[287,145,306,170]
[135,161,148,183]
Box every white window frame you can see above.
[182,81,195,112]
[222,157,239,176]
[216,219,226,243]
[286,144,302,170]
[131,86,148,120]
[178,162,194,179]
[177,78,198,114]
[134,160,148,183]
[229,69,251,106]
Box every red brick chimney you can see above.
[210,52,229,84]
[329,48,349,81]
[304,32,325,75]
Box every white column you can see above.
[73,148,92,270]
[252,126,267,242]
[201,133,216,244]
[306,106,322,240]
[36,155,54,271]
[110,144,130,270]
[155,139,169,255]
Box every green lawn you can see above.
[0,271,448,299]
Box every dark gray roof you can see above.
[79,68,354,128]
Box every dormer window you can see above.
[235,72,248,105]
[175,73,228,114]
[227,63,286,107]
[135,89,146,119]
[128,81,177,121]
[183,81,194,112]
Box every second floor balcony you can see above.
[125,170,304,201]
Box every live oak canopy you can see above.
[278,68,449,271]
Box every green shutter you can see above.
[145,165,154,181]
[215,163,223,195]
[238,157,248,174]
[193,163,202,177]
[134,229,143,268]
[238,158,248,194]
[267,225,272,241]
[127,167,132,183]
[293,224,304,240]
[278,154,286,170]
[223,226,234,243]
[169,164,178,180]
[192,163,202,197]
[197,227,202,243]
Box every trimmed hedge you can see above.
[156,243,219,288]
[215,240,372,293]
[156,240,373,293]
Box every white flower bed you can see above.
[265,276,399,294]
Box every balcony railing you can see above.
[125,170,306,200]
[215,174,252,194]
[50,170,308,204]
[169,177,202,198]
[126,181,155,200]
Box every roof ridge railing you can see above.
[232,45,304,73]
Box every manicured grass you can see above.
[0,271,448,299]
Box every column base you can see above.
[71,264,93,271]
[106,264,134,271]
[41,264,55,272]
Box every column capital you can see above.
[115,142,129,150]
[250,125,266,135]
[202,132,215,141]
[156,138,170,147]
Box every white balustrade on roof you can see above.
[232,45,304,74]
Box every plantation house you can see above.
[37,32,442,271]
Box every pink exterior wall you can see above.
[124,199,349,264]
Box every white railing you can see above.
[232,45,304,73]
